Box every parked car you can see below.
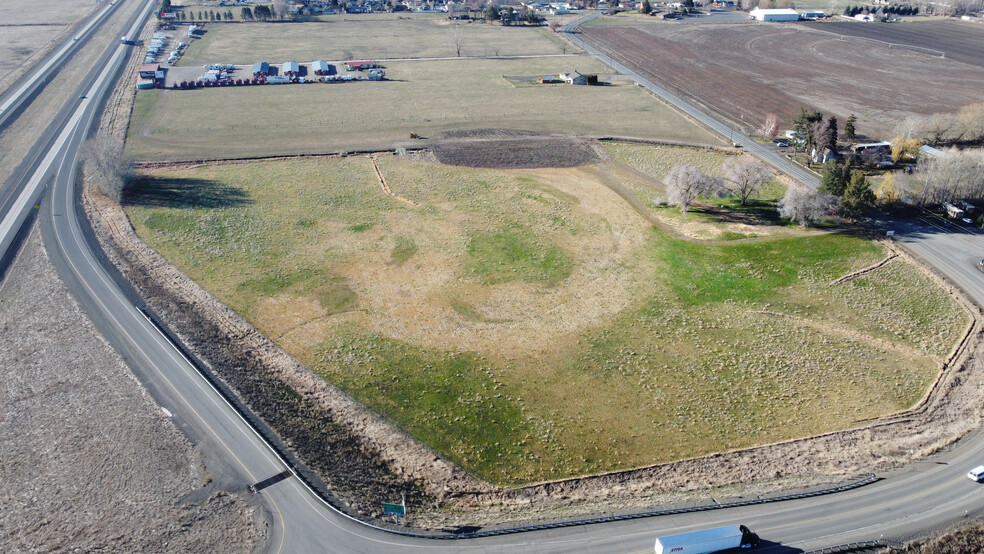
[773,139,789,147]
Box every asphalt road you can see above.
[6,6,984,554]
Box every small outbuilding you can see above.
[282,61,300,76]
[252,62,269,76]
[311,60,335,75]
[749,7,800,21]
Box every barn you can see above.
[749,8,800,21]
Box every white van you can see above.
[967,466,984,482]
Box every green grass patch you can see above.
[389,235,418,266]
[655,233,882,305]
[314,328,533,483]
[465,226,573,286]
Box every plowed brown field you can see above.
[581,22,984,138]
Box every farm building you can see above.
[252,62,269,76]
[311,60,335,75]
[851,141,891,154]
[139,63,159,79]
[539,75,562,83]
[749,8,800,21]
[801,10,824,18]
[560,71,588,85]
[136,79,155,90]
[920,144,945,158]
[346,61,377,71]
[282,61,300,76]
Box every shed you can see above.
[311,60,335,75]
[139,63,160,78]
[801,10,824,18]
[749,7,800,21]
[136,79,156,90]
[252,62,269,76]
[282,61,300,76]
[919,144,944,158]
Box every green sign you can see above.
[383,503,405,517]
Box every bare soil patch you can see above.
[431,133,600,168]
[0,226,263,551]
[581,22,984,138]
[805,19,984,69]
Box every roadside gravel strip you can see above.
[0,224,263,551]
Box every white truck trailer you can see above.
[654,524,759,554]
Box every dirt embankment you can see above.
[0,225,264,551]
[82,155,984,528]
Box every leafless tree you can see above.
[896,148,984,206]
[778,185,838,226]
[721,157,772,205]
[892,114,924,141]
[273,0,290,19]
[759,113,779,138]
[448,20,463,57]
[81,134,132,203]
[956,103,984,144]
[664,165,709,213]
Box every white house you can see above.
[560,71,588,85]
[749,7,800,21]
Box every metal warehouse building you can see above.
[749,7,800,21]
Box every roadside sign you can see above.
[383,503,405,517]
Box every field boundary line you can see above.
[799,25,945,58]
[830,245,898,285]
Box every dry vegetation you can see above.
[0,226,263,551]
[120,146,968,487]
[126,55,718,160]
[581,22,984,138]
[0,0,98,94]
[177,14,574,65]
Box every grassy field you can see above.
[178,15,574,65]
[124,151,968,485]
[126,56,720,160]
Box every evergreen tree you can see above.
[840,170,875,220]
[844,114,857,141]
[641,0,652,13]
[485,4,500,20]
[242,6,254,20]
[822,115,838,152]
[819,160,850,197]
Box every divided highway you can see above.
[4,5,984,553]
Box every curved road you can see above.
[5,4,984,553]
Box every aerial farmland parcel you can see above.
[124,148,968,485]
[580,19,984,139]
[126,16,720,160]
[121,14,969,488]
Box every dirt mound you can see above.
[431,136,600,168]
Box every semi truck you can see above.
[654,524,760,554]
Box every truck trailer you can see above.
[654,524,759,554]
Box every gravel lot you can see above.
[0,225,264,552]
